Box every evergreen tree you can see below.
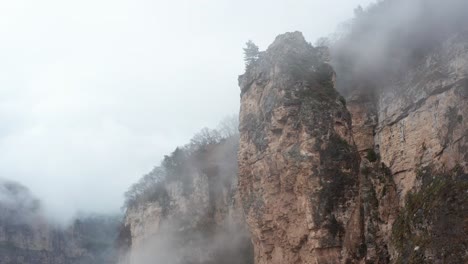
[243,40,260,68]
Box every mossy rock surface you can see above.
[391,165,468,264]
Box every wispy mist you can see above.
[330,0,468,95]
[0,0,373,222]
[0,178,41,225]
[117,122,253,264]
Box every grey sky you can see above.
[0,0,375,222]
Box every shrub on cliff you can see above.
[243,40,260,69]
[391,165,468,263]
[123,167,166,209]
[366,149,378,162]
[122,116,239,210]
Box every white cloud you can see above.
[0,0,375,222]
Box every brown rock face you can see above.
[238,32,360,264]
[238,30,467,264]
[118,137,253,264]
[346,90,399,264]
[376,34,468,201]
[374,34,468,263]
[119,30,467,264]
[342,33,468,263]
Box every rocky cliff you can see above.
[0,179,119,264]
[119,2,467,263]
[120,31,467,264]
[238,30,467,263]
[118,135,253,264]
[238,32,361,264]
[346,32,468,264]
[375,33,468,198]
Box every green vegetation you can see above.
[366,149,378,162]
[360,165,371,175]
[380,162,392,178]
[294,61,339,102]
[445,106,461,145]
[391,165,468,264]
[123,118,239,210]
[339,96,346,106]
[315,134,358,227]
[243,40,260,69]
[325,215,345,239]
[315,63,335,90]
[326,135,352,162]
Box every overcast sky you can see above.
[0,0,375,223]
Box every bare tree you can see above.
[218,115,239,138]
[315,37,331,48]
[189,128,222,149]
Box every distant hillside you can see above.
[0,179,120,264]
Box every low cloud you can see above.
[0,0,374,222]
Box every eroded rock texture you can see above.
[238,32,361,264]
[119,30,467,264]
[118,137,253,264]
[375,33,468,263]
[342,33,468,263]
[238,31,467,264]
[376,34,468,200]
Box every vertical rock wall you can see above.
[238,32,361,264]
[238,31,467,264]
[343,33,468,263]
[376,34,468,200]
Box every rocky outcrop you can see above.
[119,20,467,264]
[118,137,253,264]
[343,78,400,264]
[238,30,467,264]
[0,179,119,264]
[372,33,468,263]
[238,32,361,264]
[339,31,468,264]
[375,34,468,200]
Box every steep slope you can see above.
[357,33,468,264]
[118,135,253,264]
[118,2,468,263]
[331,1,468,262]
[376,33,468,199]
[0,179,119,264]
[238,32,361,264]
[238,29,467,264]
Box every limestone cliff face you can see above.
[343,33,468,263]
[0,180,119,264]
[118,137,253,264]
[119,31,467,264]
[368,33,467,263]
[375,34,468,199]
[238,31,467,264]
[238,32,361,264]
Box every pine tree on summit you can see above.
[243,40,260,69]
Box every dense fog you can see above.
[4,0,466,263]
[0,0,372,223]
